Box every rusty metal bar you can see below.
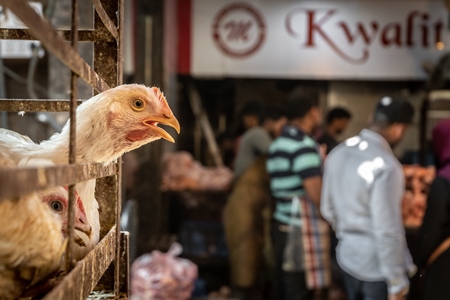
[65,0,80,272]
[0,29,115,42]
[0,99,83,112]
[114,167,122,296]
[43,227,117,300]
[115,0,124,295]
[117,0,124,87]
[93,0,119,40]
[120,231,130,296]
[94,174,118,292]
[93,1,120,89]
[92,0,123,296]
[0,0,110,93]
[0,163,117,199]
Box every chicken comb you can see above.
[151,87,168,105]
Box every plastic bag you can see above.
[131,242,198,300]
[282,197,305,272]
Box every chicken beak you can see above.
[75,224,92,238]
[74,234,87,247]
[74,224,92,247]
[143,114,181,143]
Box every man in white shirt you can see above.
[320,96,416,300]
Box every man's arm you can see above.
[320,159,336,227]
[303,176,322,207]
[251,128,272,155]
[292,145,322,207]
[370,164,410,296]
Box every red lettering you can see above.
[285,8,302,37]
[284,8,443,65]
[381,23,402,46]
[224,21,252,41]
[339,22,378,45]
[305,10,335,46]
[421,13,429,47]
[285,9,369,64]
[406,11,420,46]
[434,21,443,44]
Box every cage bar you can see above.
[42,228,117,300]
[0,99,84,112]
[0,163,117,199]
[0,29,115,42]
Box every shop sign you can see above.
[190,0,449,79]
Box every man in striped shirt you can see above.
[266,88,330,300]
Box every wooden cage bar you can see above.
[0,0,127,298]
[0,163,117,199]
[66,0,80,271]
[0,99,84,112]
[0,29,116,42]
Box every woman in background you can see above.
[418,119,450,300]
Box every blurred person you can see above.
[224,157,273,300]
[224,103,287,300]
[317,107,352,155]
[233,103,288,178]
[321,96,416,300]
[218,130,236,169]
[266,87,330,300]
[232,100,263,156]
[417,119,450,300]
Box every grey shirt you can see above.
[321,129,416,295]
[234,127,272,177]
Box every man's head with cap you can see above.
[370,95,414,147]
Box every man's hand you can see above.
[388,293,405,300]
[389,287,408,300]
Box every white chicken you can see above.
[0,84,180,259]
[0,153,66,299]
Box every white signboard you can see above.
[191,0,449,79]
[0,3,44,59]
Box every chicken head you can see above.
[108,86,180,143]
[40,186,92,247]
[65,84,180,164]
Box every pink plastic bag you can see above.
[131,243,198,300]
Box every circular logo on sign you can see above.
[212,3,266,58]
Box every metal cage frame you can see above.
[0,0,128,298]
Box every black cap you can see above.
[373,95,414,125]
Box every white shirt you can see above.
[321,129,416,295]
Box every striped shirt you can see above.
[267,125,331,288]
[266,125,322,225]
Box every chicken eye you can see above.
[50,201,63,212]
[132,99,145,111]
